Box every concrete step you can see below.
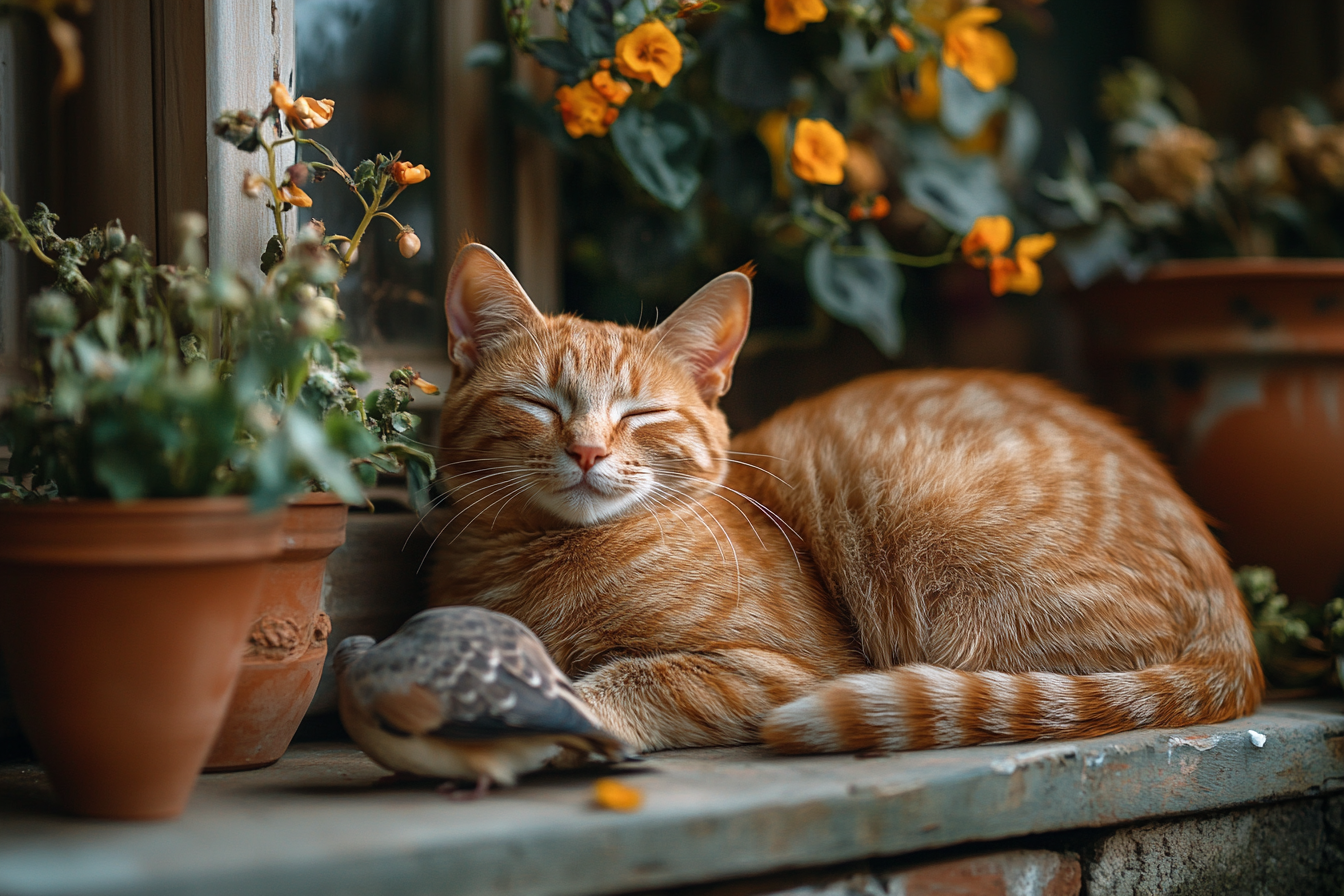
[0,700,1340,896]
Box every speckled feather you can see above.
[339,607,621,749]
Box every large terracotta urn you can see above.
[0,498,282,819]
[1076,258,1344,604]
[205,492,347,771]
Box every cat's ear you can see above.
[444,243,544,379]
[653,271,752,404]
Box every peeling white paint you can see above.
[1249,730,1266,748]
[991,745,1080,775]
[1167,734,1221,752]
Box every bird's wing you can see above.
[345,607,627,756]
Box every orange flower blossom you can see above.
[902,57,941,120]
[989,232,1056,296]
[556,80,621,138]
[279,183,313,208]
[791,118,848,185]
[848,195,891,221]
[390,161,431,185]
[960,215,1013,268]
[591,70,633,106]
[889,24,915,52]
[269,80,335,130]
[942,7,1017,92]
[615,20,683,88]
[765,0,828,35]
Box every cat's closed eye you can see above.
[511,395,562,419]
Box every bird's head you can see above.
[333,635,376,678]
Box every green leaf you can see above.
[179,334,207,364]
[938,64,1007,140]
[566,0,616,61]
[805,226,904,358]
[405,457,433,515]
[353,159,377,193]
[260,235,285,274]
[610,102,707,210]
[356,461,378,487]
[390,412,415,433]
[531,38,587,82]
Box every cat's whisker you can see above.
[418,478,536,573]
[727,450,789,462]
[721,457,795,489]
[651,481,741,599]
[416,474,534,565]
[649,466,804,573]
[647,483,727,566]
[405,467,534,546]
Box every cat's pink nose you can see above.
[567,443,610,472]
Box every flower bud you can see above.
[287,163,310,186]
[295,283,318,305]
[242,171,266,198]
[332,238,357,264]
[28,290,78,338]
[297,295,340,335]
[397,229,421,258]
[104,220,126,253]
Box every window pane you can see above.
[295,0,440,350]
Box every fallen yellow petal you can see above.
[593,778,643,812]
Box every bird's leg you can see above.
[375,770,423,787]
[441,775,492,800]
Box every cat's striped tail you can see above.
[759,654,1264,753]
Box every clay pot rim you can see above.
[288,491,354,507]
[0,495,259,515]
[0,496,284,565]
[1142,257,1344,282]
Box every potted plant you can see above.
[1041,60,1344,604]
[201,85,439,771]
[0,195,373,818]
[486,0,1057,355]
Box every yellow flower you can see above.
[765,0,828,35]
[269,80,335,130]
[615,21,683,88]
[960,215,1013,268]
[390,161,431,185]
[278,183,313,208]
[889,24,915,52]
[989,232,1056,296]
[757,111,792,197]
[901,57,941,121]
[591,70,633,106]
[556,80,617,138]
[941,7,1017,92]
[791,118,848,185]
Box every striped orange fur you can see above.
[429,243,1264,755]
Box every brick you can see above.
[890,850,1081,896]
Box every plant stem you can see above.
[0,188,56,266]
[260,136,288,247]
[341,172,388,275]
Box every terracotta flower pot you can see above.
[205,492,347,772]
[1076,258,1344,603]
[0,498,282,819]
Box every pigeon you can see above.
[334,606,629,797]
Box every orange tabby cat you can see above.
[428,243,1263,755]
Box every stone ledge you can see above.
[0,700,1340,896]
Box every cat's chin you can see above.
[533,486,642,528]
